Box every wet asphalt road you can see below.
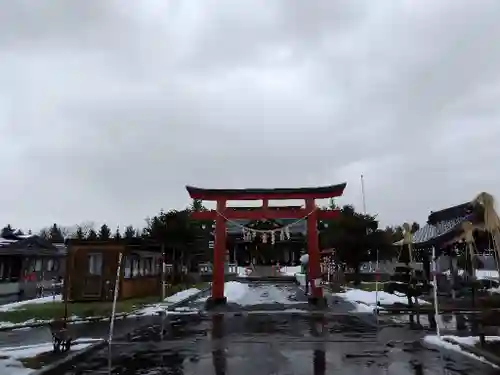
[57,283,499,375]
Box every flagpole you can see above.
[362,175,380,326]
[361,174,367,215]
[432,245,441,337]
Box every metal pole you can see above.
[361,174,367,214]
[108,252,123,374]
[375,249,380,328]
[431,246,441,337]
[161,243,166,301]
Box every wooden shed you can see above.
[64,239,163,302]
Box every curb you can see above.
[0,287,213,332]
[0,312,133,332]
[442,337,500,367]
[31,339,108,375]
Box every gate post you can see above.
[207,199,227,307]
[306,198,325,306]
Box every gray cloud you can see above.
[1,0,500,232]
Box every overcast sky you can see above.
[1,0,500,232]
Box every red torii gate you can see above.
[186,183,347,307]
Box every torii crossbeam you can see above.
[186,183,347,307]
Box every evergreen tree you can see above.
[114,226,122,240]
[28,229,32,235]
[411,222,420,234]
[124,225,136,239]
[144,208,197,280]
[191,199,206,212]
[87,228,98,240]
[48,224,65,243]
[322,205,394,285]
[98,224,111,240]
[1,225,15,238]
[39,228,49,239]
[75,226,85,240]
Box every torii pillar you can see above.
[186,183,347,308]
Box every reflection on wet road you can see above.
[62,312,498,375]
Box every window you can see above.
[88,253,103,275]
[123,256,132,279]
[46,259,55,272]
[144,258,153,275]
[132,258,139,277]
[139,258,144,276]
[35,259,42,272]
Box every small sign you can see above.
[208,241,214,249]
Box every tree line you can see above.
[2,199,421,278]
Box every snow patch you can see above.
[423,335,498,368]
[443,269,499,280]
[0,338,103,375]
[334,288,429,313]
[222,281,302,306]
[0,295,62,312]
[165,288,201,303]
[443,335,500,347]
[135,288,202,315]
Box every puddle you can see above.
[17,284,498,375]
[60,312,499,374]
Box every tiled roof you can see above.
[410,215,470,245]
[0,235,63,255]
[428,202,474,224]
[0,237,18,247]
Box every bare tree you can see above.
[66,221,95,239]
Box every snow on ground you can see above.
[443,269,499,280]
[443,335,500,347]
[334,288,430,313]
[196,281,302,306]
[0,295,62,312]
[223,281,301,305]
[280,266,302,276]
[423,335,498,368]
[477,270,499,279]
[0,338,103,375]
[165,288,201,303]
[135,288,203,315]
